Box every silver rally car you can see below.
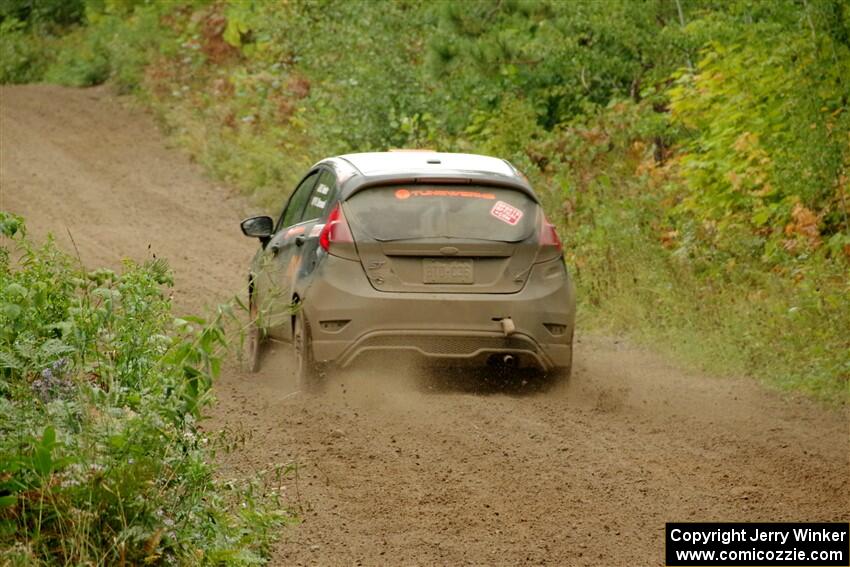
[240,151,576,388]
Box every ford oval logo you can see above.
[440,246,459,256]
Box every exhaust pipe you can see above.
[502,354,517,368]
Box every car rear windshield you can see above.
[344,185,538,242]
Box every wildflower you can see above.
[31,360,74,402]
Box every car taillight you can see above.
[539,213,562,251]
[319,203,354,252]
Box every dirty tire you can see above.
[294,312,321,391]
[549,335,575,385]
[545,363,573,388]
[548,363,571,386]
[246,296,263,373]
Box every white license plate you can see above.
[423,258,474,284]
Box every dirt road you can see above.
[2,85,847,566]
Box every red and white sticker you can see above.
[490,201,524,225]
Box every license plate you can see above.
[423,258,474,284]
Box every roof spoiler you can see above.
[343,175,539,203]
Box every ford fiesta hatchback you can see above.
[240,151,575,388]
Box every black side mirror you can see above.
[240,216,274,244]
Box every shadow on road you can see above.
[418,365,564,396]
[328,352,566,396]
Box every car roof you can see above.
[339,151,518,176]
[315,151,537,200]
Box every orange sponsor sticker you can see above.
[393,188,496,200]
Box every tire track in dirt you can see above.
[2,85,847,566]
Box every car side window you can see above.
[278,172,319,230]
[302,170,338,222]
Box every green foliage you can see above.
[43,3,175,91]
[0,0,88,83]
[43,26,111,86]
[669,5,850,265]
[0,0,85,29]
[428,0,697,130]
[0,0,178,89]
[0,18,53,83]
[0,212,289,564]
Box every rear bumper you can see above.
[302,255,576,371]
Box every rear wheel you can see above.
[293,312,322,391]
[547,335,574,386]
[246,296,264,373]
[548,363,572,384]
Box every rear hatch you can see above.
[344,185,540,293]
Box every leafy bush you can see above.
[0,0,85,29]
[427,0,698,131]
[0,19,53,83]
[43,4,173,91]
[669,20,850,265]
[43,27,111,86]
[0,212,288,564]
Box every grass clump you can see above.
[0,212,289,565]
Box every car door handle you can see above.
[294,235,306,247]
